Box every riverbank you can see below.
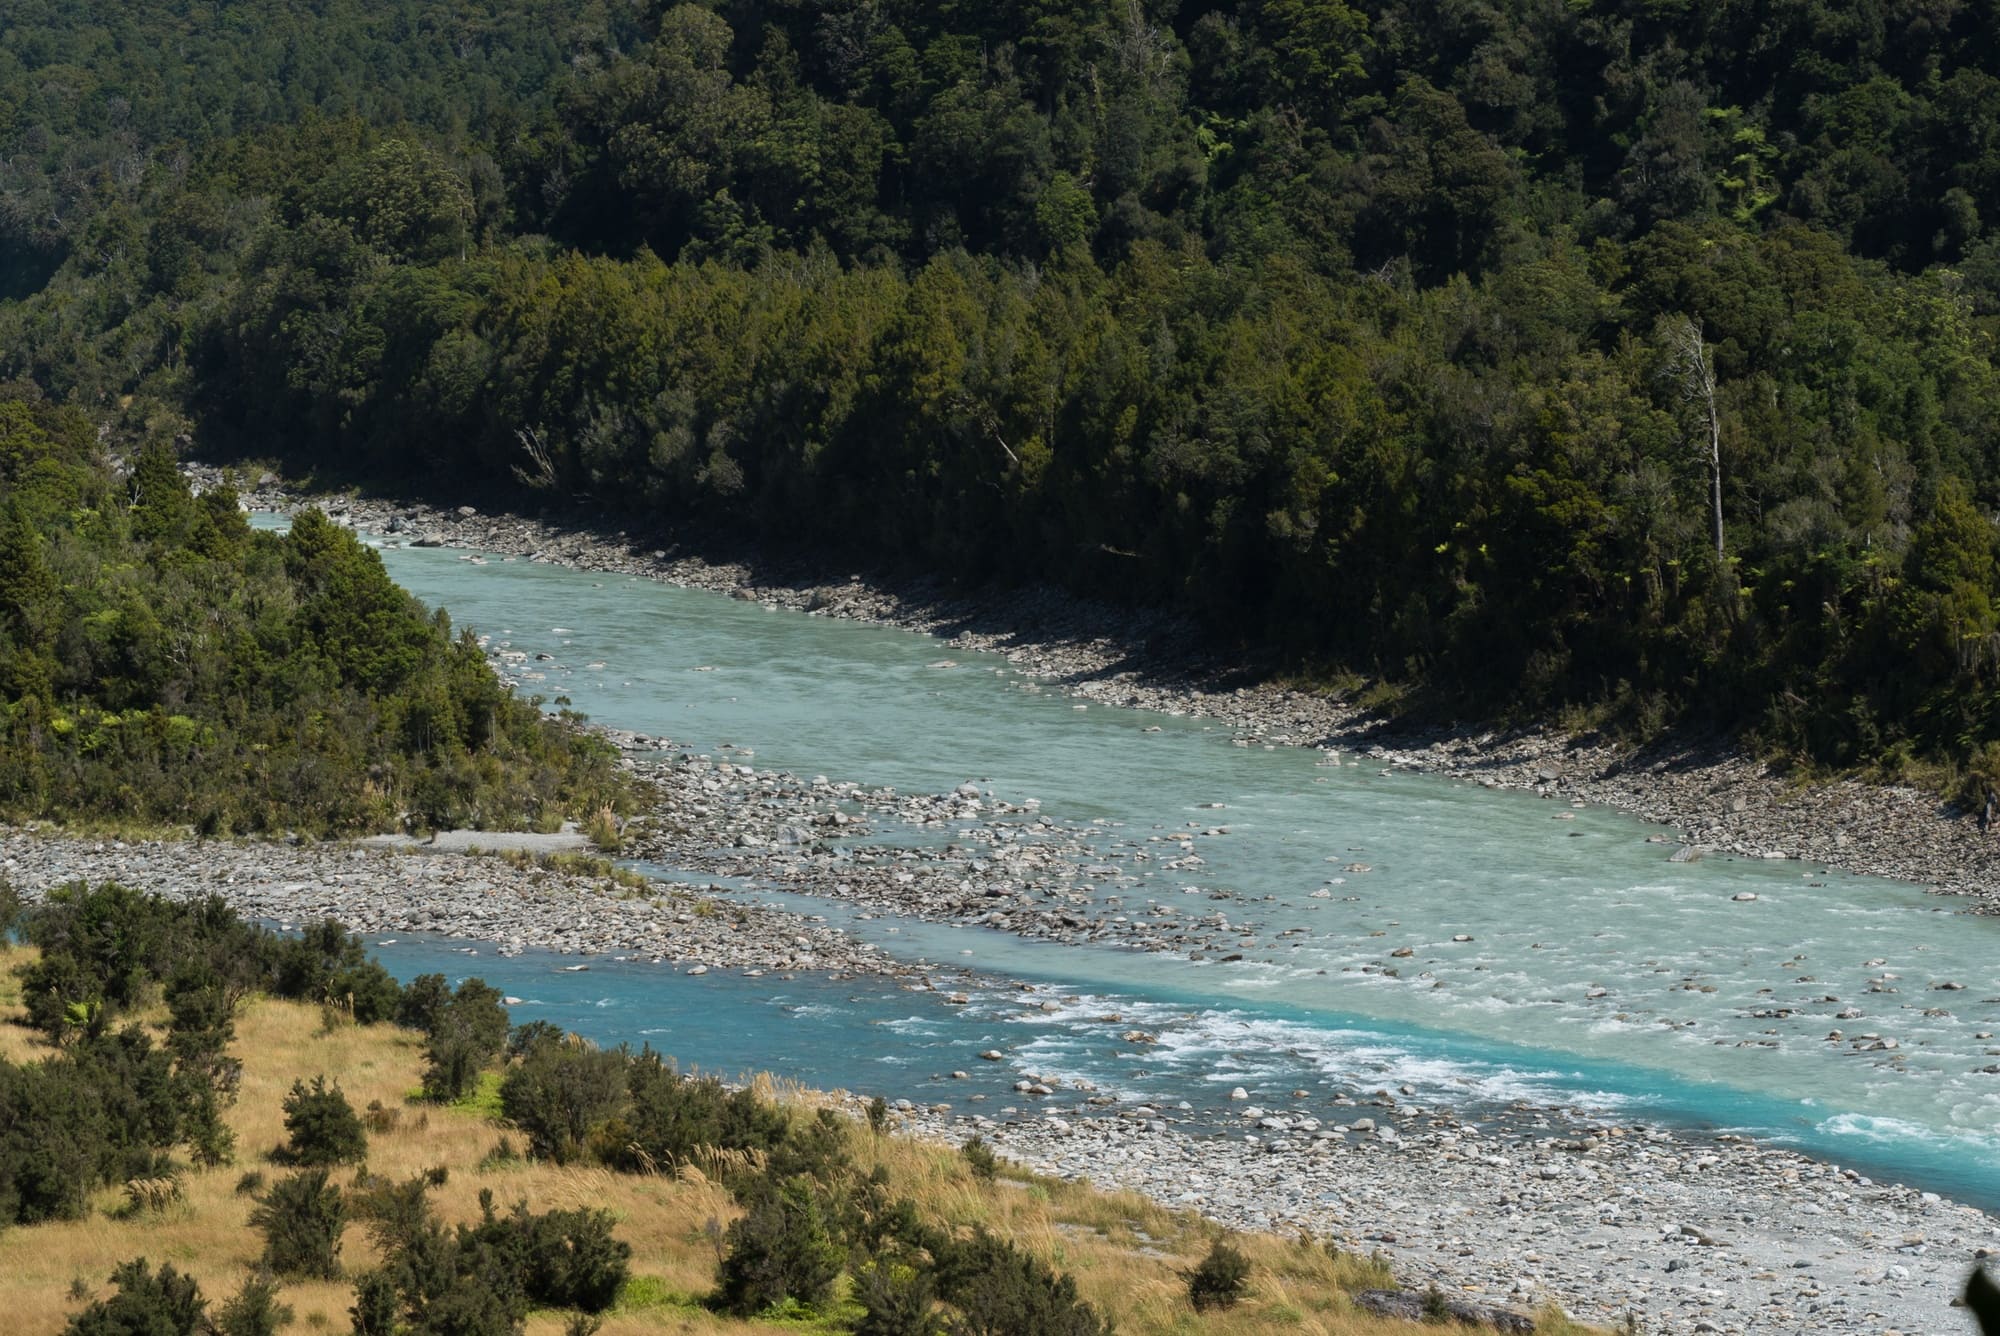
[147,473,2000,1333]
[884,1097,1988,1336]
[211,473,2000,904]
[2,824,1988,1335]
[0,827,890,978]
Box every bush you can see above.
[267,921,403,1024]
[932,1231,1110,1336]
[280,1076,367,1165]
[855,1256,938,1336]
[418,978,512,1102]
[1185,1237,1251,1311]
[497,1033,627,1164]
[604,1048,791,1177]
[250,1169,347,1280]
[214,1271,293,1336]
[395,973,453,1032]
[961,1136,998,1182]
[64,1259,206,1336]
[498,1203,632,1312]
[348,1270,399,1336]
[712,1179,844,1317]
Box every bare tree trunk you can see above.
[1668,315,1725,560]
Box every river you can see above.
[315,525,2000,1211]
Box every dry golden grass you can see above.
[0,943,1587,1335]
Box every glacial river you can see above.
[318,526,2000,1209]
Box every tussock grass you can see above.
[0,943,1579,1334]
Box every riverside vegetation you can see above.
[0,390,625,834]
[0,882,1561,1335]
[10,2,2000,789]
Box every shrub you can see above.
[854,1256,938,1336]
[961,1136,998,1182]
[234,1170,265,1197]
[214,1271,292,1336]
[867,1096,889,1135]
[497,1203,631,1312]
[348,1270,399,1336]
[1185,1237,1251,1311]
[267,921,403,1024]
[420,978,512,1102]
[395,973,453,1033]
[63,1259,207,1336]
[498,1033,627,1164]
[281,1076,367,1165]
[712,1179,844,1317]
[250,1169,347,1280]
[932,1231,1110,1336]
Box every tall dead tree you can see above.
[1666,314,1725,560]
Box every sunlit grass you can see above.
[0,943,1584,1334]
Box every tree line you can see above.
[7,0,2000,783]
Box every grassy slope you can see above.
[0,943,1577,1335]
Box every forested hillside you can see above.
[7,0,2000,783]
[0,391,623,833]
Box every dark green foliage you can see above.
[250,1169,347,1280]
[711,1178,844,1317]
[490,1203,631,1312]
[348,1270,400,1336]
[355,1185,628,1334]
[930,1230,1111,1336]
[0,887,364,1226]
[62,1259,207,1336]
[496,1033,629,1166]
[396,974,453,1033]
[494,1029,794,1175]
[0,392,625,836]
[280,1076,368,1166]
[854,1257,939,1336]
[213,1271,293,1336]
[960,1136,998,1182]
[419,978,511,1103]
[1184,1237,1251,1311]
[267,920,404,1025]
[14,0,2000,785]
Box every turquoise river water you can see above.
[303,523,2000,1209]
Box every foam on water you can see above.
[296,519,2000,1208]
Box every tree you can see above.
[712,1179,844,1316]
[251,1170,347,1280]
[64,1260,207,1336]
[213,1271,293,1336]
[1664,314,1725,561]
[280,1076,368,1166]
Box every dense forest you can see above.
[7,0,2000,783]
[0,390,624,833]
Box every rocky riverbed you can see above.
[0,827,891,977]
[207,472,2000,904]
[880,1095,1990,1336]
[151,472,2000,1334]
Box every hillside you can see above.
[0,910,1574,1335]
[5,1,2000,780]
[0,389,624,834]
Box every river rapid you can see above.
[305,522,2000,1223]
